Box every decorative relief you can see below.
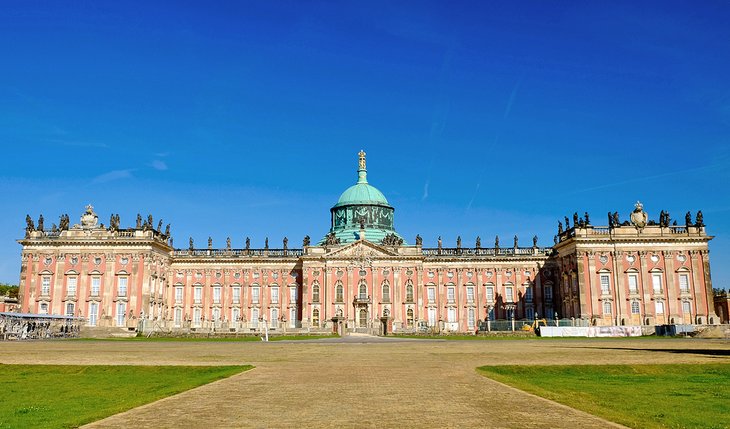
[599,255,608,265]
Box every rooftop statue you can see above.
[303,235,311,247]
[696,210,704,227]
[415,234,422,246]
[456,236,462,249]
[514,235,518,248]
[189,237,194,251]
[533,235,538,247]
[475,236,481,249]
[558,221,563,234]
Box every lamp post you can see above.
[502,303,516,331]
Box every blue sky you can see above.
[1,1,729,288]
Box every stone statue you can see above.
[59,214,70,231]
[415,234,422,246]
[169,237,173,247]
[696,210,704,227]
[564,216,570,229]
[608,211,613,228]
[147,214,153,228]
[324,232,340,246]
[51,223,58,233]
[495,235,500,248]
[584,212,590,225]
[437,236,442,249]
[613,212,620,227]
[37,214,44,231]
[25,214,35,231]
[456,236,462,249]
[283,237,288,249]
[265,237,269,249]
[157,220,163,233]
[303,235,311,247]
[553,235,558,245]
[533,235,538,247]
[382,233,403,246]
[136,214,142,229]
[109,214,116,230]
[514,235,518,247]
[164,224,170,236]
[476,236,481,249]
[558,221,563,234]
[245,237,250,250]
[573,212,579,226]
[226,237,231,250]
[685,211,692,227]
[208,237,212,249]
[189,237,194,251]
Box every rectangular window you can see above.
[232,308,240,322]
[447,307,456,323]
[193,308,201,327]
[233,287,241,304]
[525,286,533,302]
[631,301,640,314]
[67,277,77,296]
[213,286,221,304]
[505,286,514,303]
[544,286,552,301]
[600,274,610,295]
[118,277,128,297]
[290,308,297,328]
[652,274,663,293]
[447,286,455,303]
[655,301,665,314]
[628,275,639,294]
[603,301,612,314]
[88,302,98,326]
[467,308,475,329]
[486,286,495,302]
[289,287,297,303]
[252,287,260,304]
[427,287,436,304]
[174,308,182,327]
[466,286,474,303]
[212,308,220,322]
[251,308,259,328]
[175,287,183,303]
[679,274,690,292]
[41,276,51,296]
[428,307,437,327]
[270,308,278,328]
[271,287,279,304]
[116,302,126,327]
[194,286,202,303]
[682,301,691,314]
[91,277,100,296]
[65,302,74,317]
[525,307,534,320]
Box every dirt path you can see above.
[1,337,728,428]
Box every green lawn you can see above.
[0,364,252,429]
[478,364,730,429]
[76,334,338,342]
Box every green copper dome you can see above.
[335,183,390,208]
[319,151,404,245]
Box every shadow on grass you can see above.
[566,346,730,357]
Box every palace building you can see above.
[15,152,719,335]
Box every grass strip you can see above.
[0,364,252,429]
[478,364,730,429]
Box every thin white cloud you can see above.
[422,180,430,201]
[92,169,134,184]
[150,160,168,171]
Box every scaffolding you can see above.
[0,312,84,340]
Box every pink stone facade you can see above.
[15,208,718,336]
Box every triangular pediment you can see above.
[325,239,399,259]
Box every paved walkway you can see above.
[2,336,727,428]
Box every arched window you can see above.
[335,282,343,302]
[312,282,320,302]
[603,301,612,314]
[406,308,414,327]
[359,282,367,300]
[312,308,320,326]
[251,308,259,328]
[406,282,414,302]
[65,302,75,317]
[631,301,640,314]
[382,282,390,302]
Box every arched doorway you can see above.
[359,308,368,328]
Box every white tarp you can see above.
[539,326,642,337]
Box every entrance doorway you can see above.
[358,308,367,328]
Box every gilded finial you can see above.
[357,150,368,184]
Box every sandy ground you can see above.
[1,335,728,428]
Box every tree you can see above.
[0,283,19,299]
